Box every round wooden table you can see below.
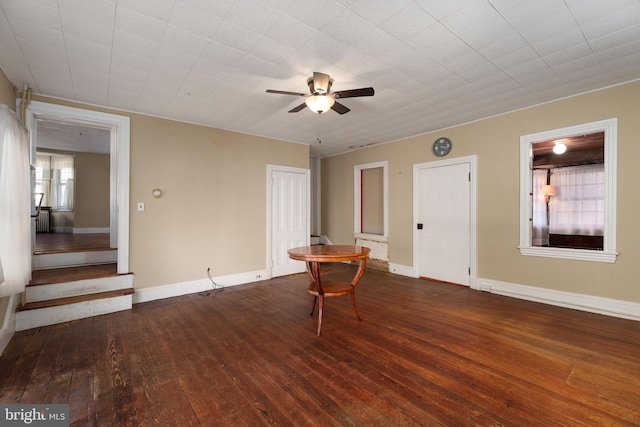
[288,245,370,336]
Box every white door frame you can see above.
[267,164,310,278]
[25,101,130,274]
[413,155,478,288]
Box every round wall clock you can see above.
[432,137,452,157]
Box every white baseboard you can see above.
[133,269,270,304]
[388,263,416,278]
[477,277,640,321]
[73,227,110,234]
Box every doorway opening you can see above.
[25,101,130,274]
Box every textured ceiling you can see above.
[36,118,111,154]
[1,0,639,158]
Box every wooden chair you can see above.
[306,258,367,336]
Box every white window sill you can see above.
[519,246,618,263]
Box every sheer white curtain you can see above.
[35,154,51,206]
[0,105,31,297]
[52,155,74,211]
[36,154,74,211]
[532,169,549,246]
[35,154,75,211]
[549,164,605,236]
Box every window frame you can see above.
[519,118,618,262]
[354,161,388,242]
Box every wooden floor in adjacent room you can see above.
[1,264,639,426]
[34,233,112,254]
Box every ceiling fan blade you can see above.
[266,89,307,97]
[313,72,331,94]
[333,87,375,99]
[288,103,308,113]
[331,101,350,115]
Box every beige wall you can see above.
[32,95,309,289]
[74,152,110,228]
[37,150,110,230]
[0,68,14,107]
[322,80,640,304]
[129,115,309,288]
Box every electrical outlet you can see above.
[479,284,491,292]
[137,202,145,212]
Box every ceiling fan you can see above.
[266,72,374,114]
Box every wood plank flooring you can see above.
[30,264,119,286]
[35,233,112,254]
[1,264,639,426]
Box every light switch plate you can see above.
[137,202,145,212]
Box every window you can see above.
[354,161,388,241]
[549,164,604,238]
[519,119,617,262]
[35,153,75,211]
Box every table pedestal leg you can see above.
[350,258,367,321]
[304,257,367,336]
[306,261,325,335]
[316,295,324,336]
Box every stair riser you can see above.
[26,274,134,303]
[15,295,133,331]
[33,250,117,270]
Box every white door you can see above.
[269,166,309,277]
[415,161,471,285]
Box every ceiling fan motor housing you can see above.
[307,76,332,94]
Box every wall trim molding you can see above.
[388,263,416,278]
[133,269,269,304]
[477,277,640,321]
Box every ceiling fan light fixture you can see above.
[305,95,334,113]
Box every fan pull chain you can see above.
[316,112,322,144]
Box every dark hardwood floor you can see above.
[35,233,112,254]
[30,264,119,286]
[1,264,639,426]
